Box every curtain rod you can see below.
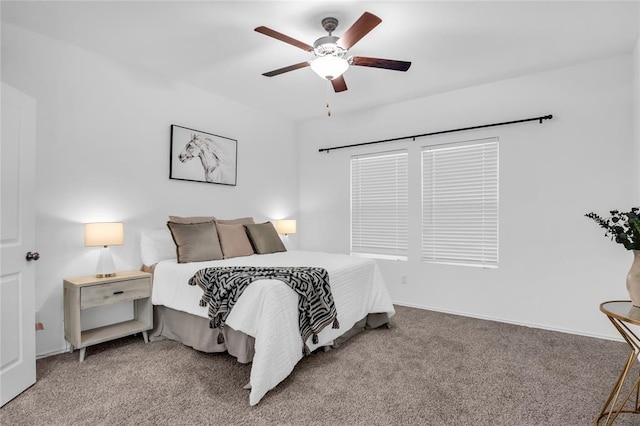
[318,114,553,153]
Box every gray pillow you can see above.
[168,215,216,224]
[215,217,255,225]
[244,222,286,254]
[166,221,223,263]
[216,223,255,259]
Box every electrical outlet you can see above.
[35,310,44,331]
[400,275,408,285]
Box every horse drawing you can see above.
[178,134,234,184]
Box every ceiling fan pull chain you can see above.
[326,80,332,117]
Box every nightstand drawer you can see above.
[81,278,150,309]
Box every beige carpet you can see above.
[0,305,635,425]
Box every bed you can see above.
[141,223,395,405]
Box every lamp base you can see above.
[95,272,117,278]
[96,246,117,278]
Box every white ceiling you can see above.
[2,1,639,122]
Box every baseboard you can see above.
[392,300,624,343]
[36,345,70,359]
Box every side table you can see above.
[63,270,153,362]
[598,300,640,425]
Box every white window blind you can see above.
[351,150,408,260]
[422,139,498,267]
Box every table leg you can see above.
[597,351,640,425]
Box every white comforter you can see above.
[152,250,395,405]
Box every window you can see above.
[422,138,498,267]
[351,150,408,260]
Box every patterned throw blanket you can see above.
[189,266,340,354]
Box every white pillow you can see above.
[140,228,176,266]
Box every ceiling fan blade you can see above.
[254,26,314,52]
[351,56,412,72]
[331,75,348,93]
[336,12,382,50]
[262,62,310,77]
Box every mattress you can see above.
[152,250,395,405]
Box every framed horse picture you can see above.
[169,125,237,186]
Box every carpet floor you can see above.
[0,305,636,425]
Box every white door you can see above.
[0,82,37,407]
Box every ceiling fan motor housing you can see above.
[313,35,346,58]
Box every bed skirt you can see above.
[150,305,255,363]
[149,305,389,363]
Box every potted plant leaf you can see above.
[586,207,640,305]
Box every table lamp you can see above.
[84,222,124,278]
[274,219,296,236]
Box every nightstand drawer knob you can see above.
[113,291,124,295]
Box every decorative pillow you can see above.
[169,215,216,224]
[166,221,223,263]
[140,228,176,265]
[244,222,286,254]
[215,217,255,225]
[216,223,255,259]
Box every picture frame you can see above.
[169,124,237,186]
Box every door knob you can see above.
[26,251,40,261]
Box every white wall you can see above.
[298,55,635,340]
[2,23,299,357]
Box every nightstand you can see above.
[63,270,153,362]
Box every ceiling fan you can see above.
[255,11,411,93]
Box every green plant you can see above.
[585,207,640,250]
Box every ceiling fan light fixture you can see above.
[256,11,411,92]
[310,55,349,80]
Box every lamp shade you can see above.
[274,220,296,235]
[84,222,124,247]
[310,56,349,80]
